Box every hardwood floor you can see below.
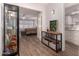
[20,35,79,56]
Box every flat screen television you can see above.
[50,20,57,32]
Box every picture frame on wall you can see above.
[50,20,57,32]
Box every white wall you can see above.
[45,3,65,51]
[0,3,1,56]
[0,3,3,56]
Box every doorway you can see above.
[19,7,42,55]
[19,7,42,39]
[65,4,79,55]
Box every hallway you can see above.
[20,35,79,56]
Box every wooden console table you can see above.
[41,31,62,53]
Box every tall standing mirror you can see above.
[3,4,19,56]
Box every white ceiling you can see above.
[64,3,79,8]
[19,3,79,20]
[19,7,40,20]
[65,3,79,16]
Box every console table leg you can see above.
[61,34,62,51]
[56,35,58,53]
[48,41,49,46]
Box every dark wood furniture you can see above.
[41,31,62,53]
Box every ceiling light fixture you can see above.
[51,10,55,14]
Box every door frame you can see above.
[37,13,42,40]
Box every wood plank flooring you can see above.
[20,35,79,56]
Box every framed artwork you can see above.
[50,20,57,32]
